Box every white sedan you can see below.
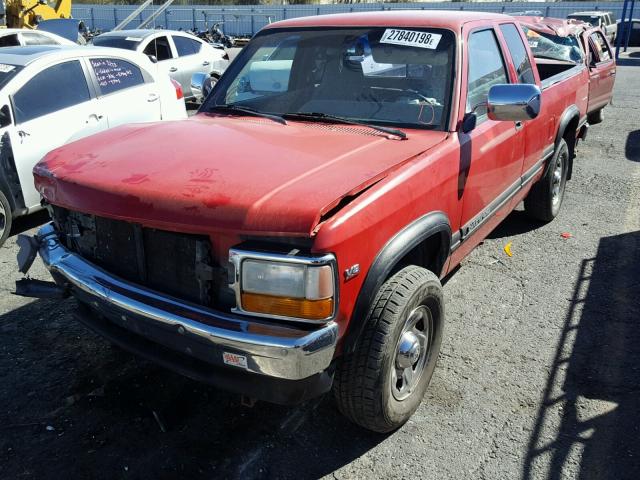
[0,28,76,47]
[0,45,187,246]
[93,29,230,100]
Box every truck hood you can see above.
[34,114,447,236]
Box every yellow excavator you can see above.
[2,0,72,29]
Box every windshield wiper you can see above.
[208,104,287,125]
[283,112,407,140]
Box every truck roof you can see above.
[266,10,511,31]
[518,16,589,37]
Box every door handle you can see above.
[147,93,160,102]
[169,67,178,72]
[515,121,523,131]
[202,61,210,66]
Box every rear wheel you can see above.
[524,138,569,222]
[0,189,12,248]
[333,266,444,433]
[587,108,604,125]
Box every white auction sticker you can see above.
[380,29,442,50]
[0,64,15,73]
[125,36,143,42]
[223,351,248,369]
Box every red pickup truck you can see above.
[518,16,616,124]
[18,11,590,432]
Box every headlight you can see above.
[229,249,336,322]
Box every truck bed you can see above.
[535,58,585,89]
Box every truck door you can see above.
[497,23,549,183]
[587,31,616,112]
[457,27,525,240]
[9,60,107,211]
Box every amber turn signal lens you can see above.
[241,292,333,320]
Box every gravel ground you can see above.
[1,58,639,480]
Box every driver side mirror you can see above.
[487,84,541,122]
[147,54,158,64]
[0,105,11,129]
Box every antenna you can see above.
[138,0,175,29]
[113,0,153,31]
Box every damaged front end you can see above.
[15,229,68,299]
[14,220,339,405]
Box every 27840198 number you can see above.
[380,28,443,50]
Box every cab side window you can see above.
[499,23,536,84]
[143,36,173,61]
[466,29,509,121]
[13,61,90,123]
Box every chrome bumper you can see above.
[35,223,338,381]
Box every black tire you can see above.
[587,108,604,125]
[524,138,569,223]
[333,266,444,433]
[0,189,12,248]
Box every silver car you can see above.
[93,29,229,100]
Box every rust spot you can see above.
[189,168,217,183]
[59,160,89,174]
[202,195,231,209]
[122,173,150,185]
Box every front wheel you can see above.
[333,266,444,433]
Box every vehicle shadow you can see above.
[487,209,542,239]
[0,297,386,480]
[625,129,640,162]
[521,230,640,480]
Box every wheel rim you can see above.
[551,151,566,207]
[391,305,432,401]
[0,200,6,240]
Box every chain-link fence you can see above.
[72,2,628,36]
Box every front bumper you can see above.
[28,223,339,403]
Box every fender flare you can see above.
[342,211,451,354]
[554,105,581,149]
[546,105,580,179]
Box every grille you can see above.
[51,207,233,309]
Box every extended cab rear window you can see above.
[206,27,456,131]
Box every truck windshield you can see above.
[522,27,584,63]
[205,27,456,131]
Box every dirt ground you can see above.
[1,54,639,480]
